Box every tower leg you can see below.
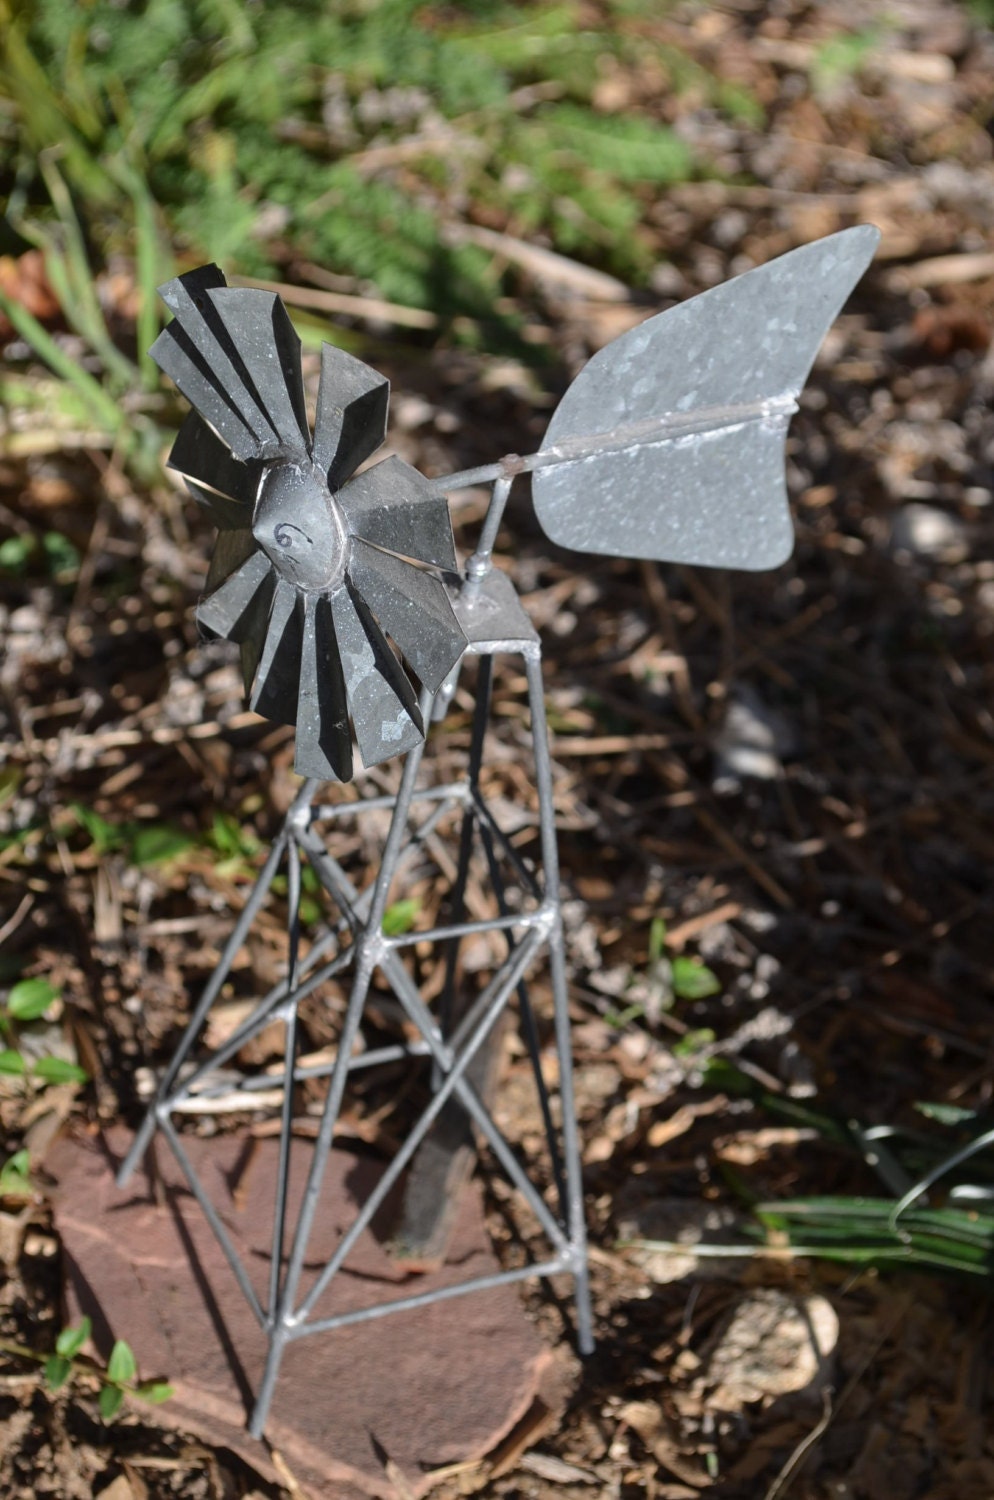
[116,828,290,1188]
[250,704,433,1437]
[525,649,593,1355]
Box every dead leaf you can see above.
[95,1475,139,1500]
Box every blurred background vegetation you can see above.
[0,0,767,476]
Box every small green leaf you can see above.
[0,1149,33,1197]
[56,1317,91,1359]
[209,811,260,860]
[915,1101,977,1126]
[128,825,194,867]
[135,1381,174,1404]
[44,1354,73,1391]
[7,977,59,1020]
[298,895,322,927]
[71,802,122,854]
[0,767,21,810]
[648,916,667,964]
[32,1056,88,1085]
[673,1027,717,1057]
[671,957,721,1001]
[107,1339,137,1385]
[0,1048,27,1076]
[0,534,36,572]
[605,1001,646,1030]
[382,898,420,936]
[41,530,81,579]
[99,1381,125,1421]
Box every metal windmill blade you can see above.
[152,270,467,783]
[529,226,881,570]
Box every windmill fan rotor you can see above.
[151,267,466,783]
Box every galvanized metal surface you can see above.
[152,268,465,783]
[124,226,879,1440]
[531,226,880,568]
[153,228,878,778]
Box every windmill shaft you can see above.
[430,393,797,494]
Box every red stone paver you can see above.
[47,1127,559,1498]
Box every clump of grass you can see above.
[1,0,754,329]
[681,1060,994,1281]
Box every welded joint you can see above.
[286,799,313,836]
[358,929,389,966]
[536,900,560,937]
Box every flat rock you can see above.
[46,1127,562,1499]
[696,1289,838,1412]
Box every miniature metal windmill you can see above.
[118,227,879,1436]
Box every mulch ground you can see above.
[2,0,994,1495]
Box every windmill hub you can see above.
[252,459,348,593]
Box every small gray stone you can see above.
[712,684,797,788]
[889,504,968,562]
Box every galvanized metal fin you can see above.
[204,527,259,595]
[169,411,261,505]
[150,325,262,461]
[197,548,273,640]
[155,269,279,456]
[158,264,227,311]
[237,569,278,694]
[312,344,389,488]
[249,577,302,726]
[337,456,457,571]
[293,593,353,782]
[185,479,253,532]
[348,539,466,692]
[531,225,881,571]
[329,582,423,768]
[205,288,310,459]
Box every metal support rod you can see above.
[298,1257,571,1340]
[383,906,548,950]
[438,650,493,1042]
[161,1114,265,1328]
[117,830,290,1187]
[171,945,354,1104]
[470,789,544,900]
[268,836,302,1322]
[311,783,468,821]
[171,1040,434,1109]
[524,649,593,1352]
[295,923,550,1325]
[428,394,798,496]
[250,691,435,1437]
[476,813,568,1217]
[462,473,514,600]
[375,940,571,1255]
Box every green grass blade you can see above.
[0,289,128,441]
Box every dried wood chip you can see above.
[518,1450,600,1483]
